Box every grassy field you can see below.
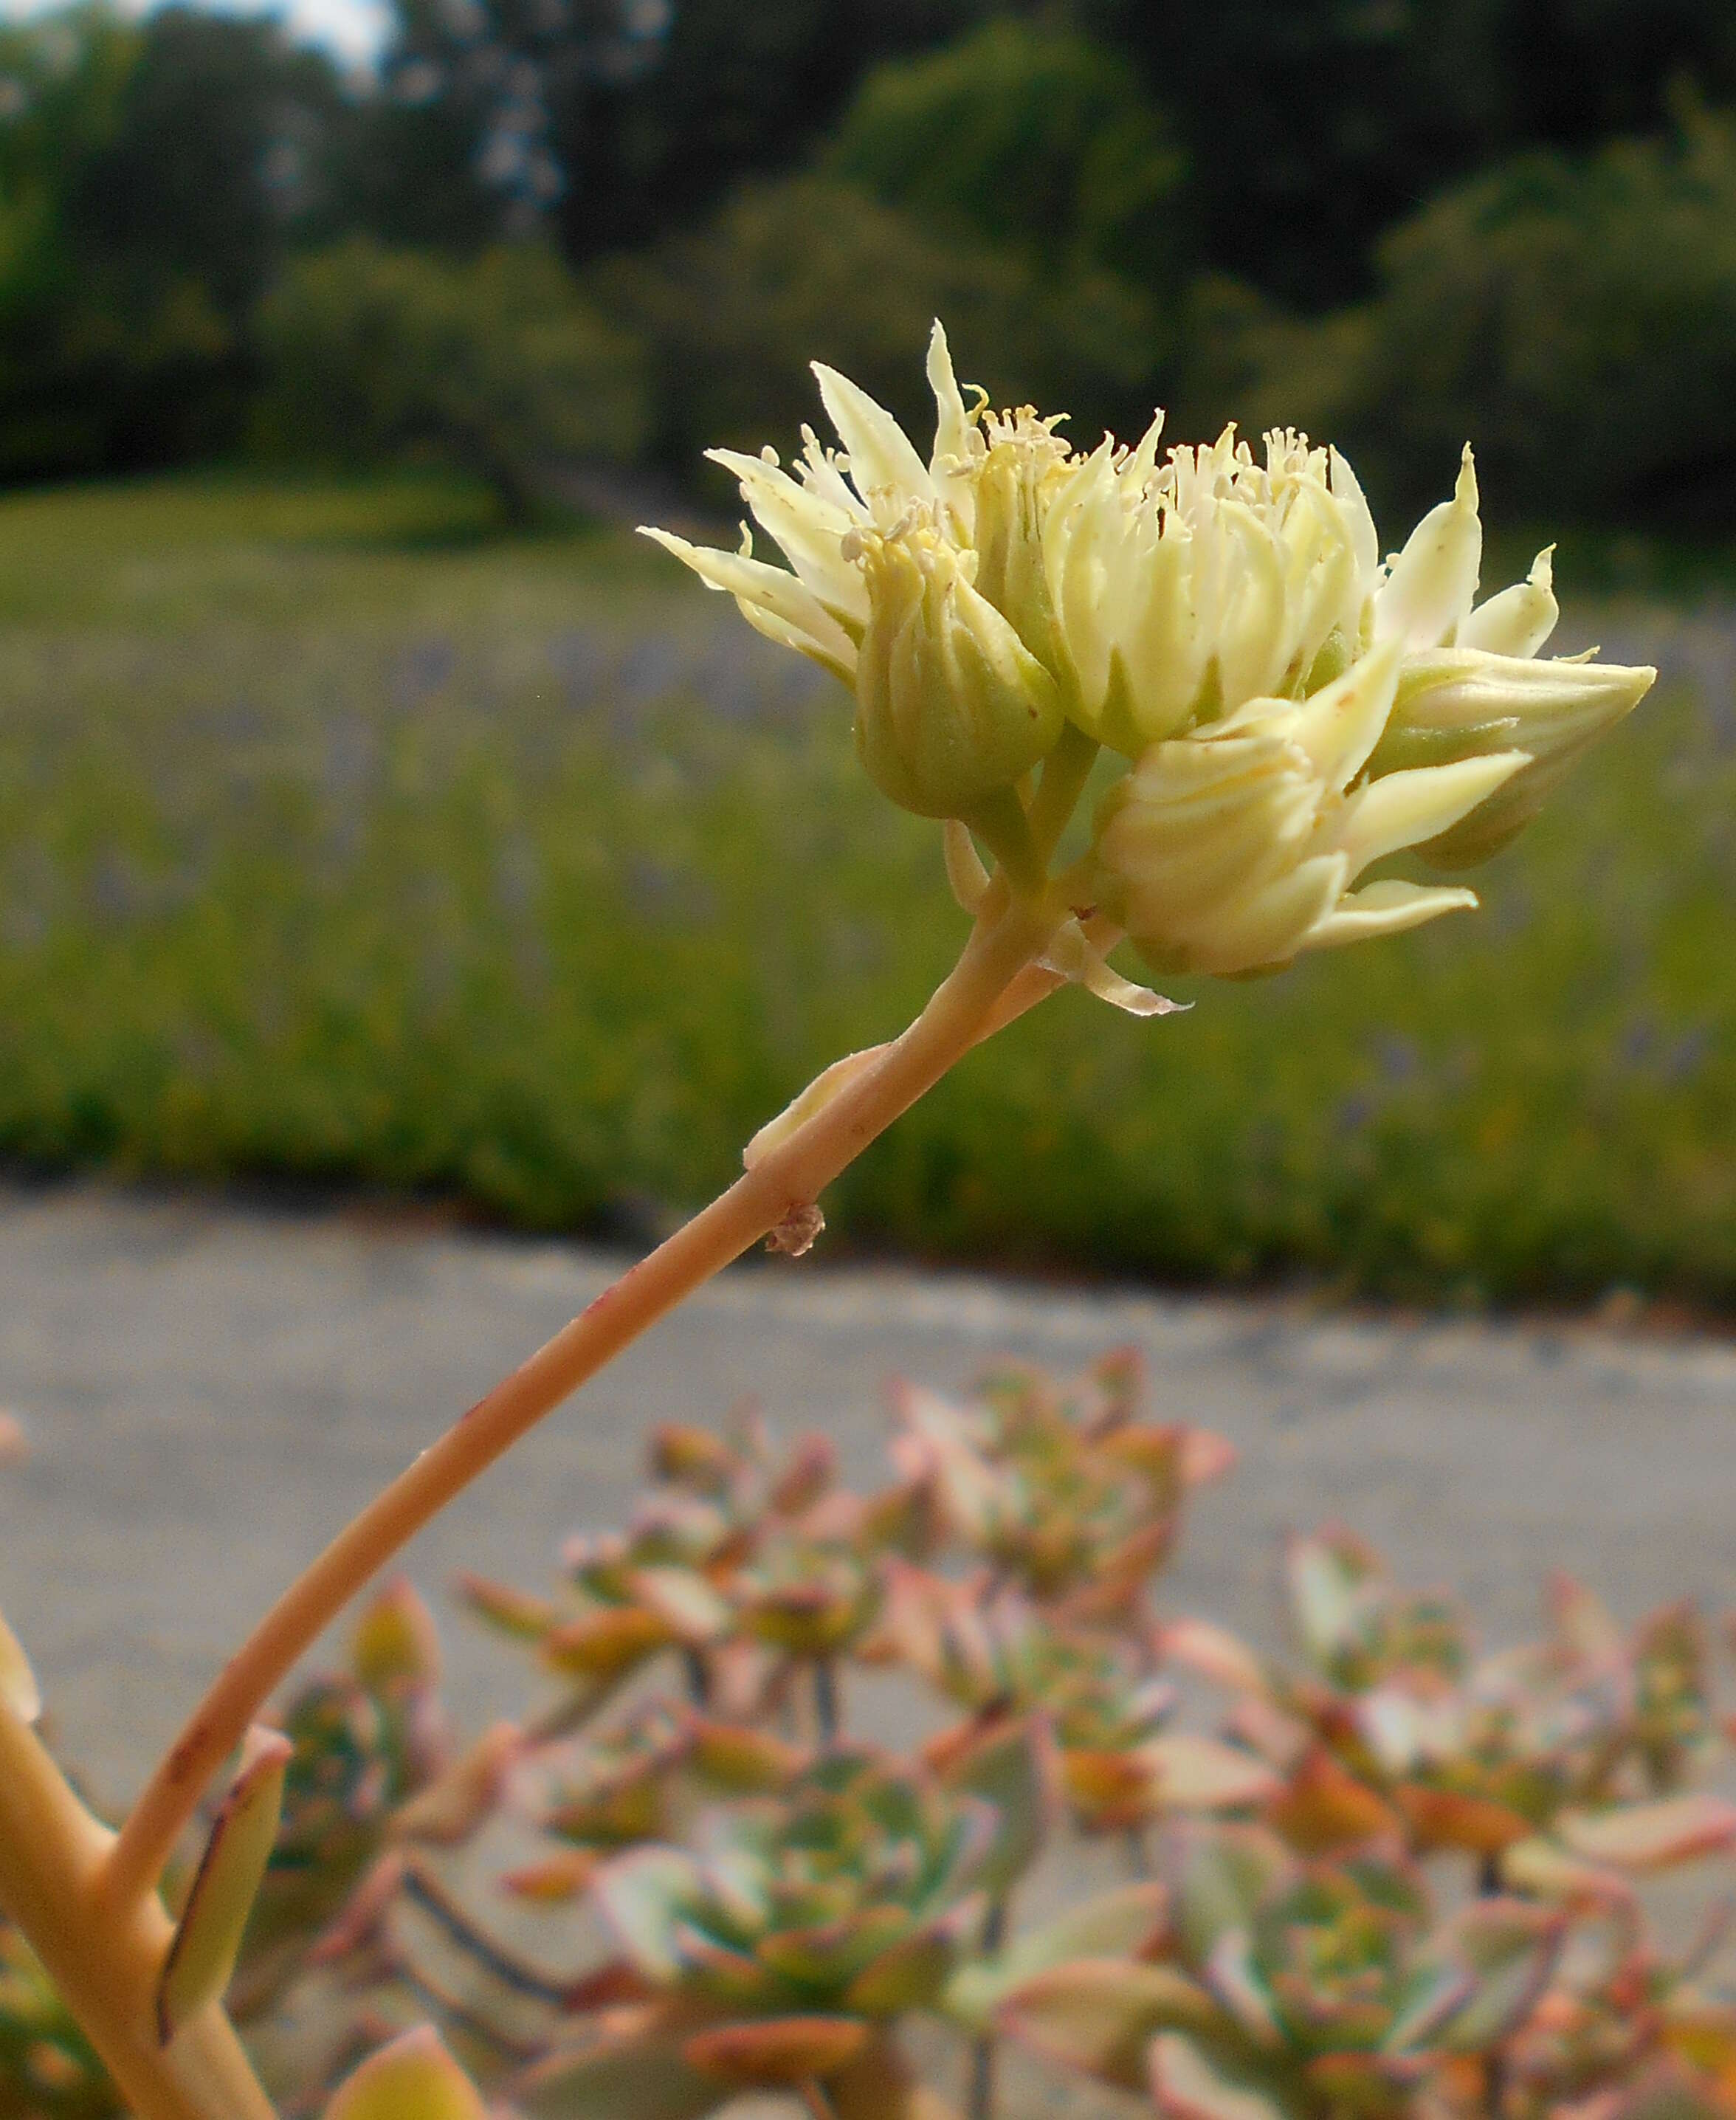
[0,469,1730,1312]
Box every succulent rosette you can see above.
[889,1354,1232,1614]
[1499,1902,1736,2120]
[1166,1531,1735,1890]
[995,1822,1563,2120]
[520,1701,804,1862]
[516,1742,1046,2119]
[876,1571,1275,1834]
[731,1531,883,1660]
[457,1418,851,1722]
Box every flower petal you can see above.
[706,449,869,626]
[641,528,857,682]
[1374,445,1482,650]
[1458,546,1557,658]
[1334,750,1529,875]
[1303,878,1478,951]
[812,362,934,512]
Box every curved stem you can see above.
[104,892,1058,1913]
[0,1704,275,2120]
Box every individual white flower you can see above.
[1092,642,1530,978]
[846,520,1063,819]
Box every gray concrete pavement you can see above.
[1,1182,1734,1807]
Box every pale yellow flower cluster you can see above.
[647,326,1653,980]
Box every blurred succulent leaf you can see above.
[941,1718,1050,1896]
[1380,1963,1476,2054]
[1393,1783,1532,1857]
[686,1717,804,1794]
[1432,1899,1562,2051]
[1497,1834,1630,1901]
[827,2029,968,2120]
[756,1907,910,1990]
[593,1847,709,1981]
[997,1961,1226,2089]
[156,1725,291,2042]
[514,2014,726,2120]
[1149,2031,1293,2120]
[681,2014,870,2084]
[0,1604,41,1725]
[835,1927,950,2017]
[946,1881,1169,2026]
[1204,1930,1284,2046]
[390,1721,518,1845]
[350,1579,442,1692]
[322,2026,486,2120]
[500,1848,602,1902]
[1062,1746,1159,1828]
[1143,1735,1280,1812]
[453,1570,558,1641]
[1549,1573,1626,1663]
[1287,1531,1377,1675]
[766,1433,839,1516]
[1159,1619,1268,1695]
[650,1424,742,1490]
[1557,1795,1736,1871]
[1267,1751,1401,1854]
[544,1606,673,1679]
[1173,1825,1293,1964]
[630,1568,732,1645]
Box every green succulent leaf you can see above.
[996,1959,1227,2090]
[349,1580,442,1693]
[514,2026,726,2120]
[1149,2031,1295,2120]
[943,1720,1050,1898]
[843,1910,972,2016]
[322,2027,486,2120]
[593,1847,709,1982]
[156,1725,291,2043]
[946,1881,1168,2027]
[1174,1825,1293,1966]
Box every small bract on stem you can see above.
[0,323,1656,2120]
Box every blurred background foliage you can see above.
[0,0,1734,516]
[0,0,1728,1309]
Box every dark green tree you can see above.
[0,4,347,477]
[825,18,1187,289]
[1085,0,1736,306]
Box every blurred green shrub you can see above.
[594,173,1160,488]
[255,238,647,520]
[0,5,342,480]
[1210,106,1736,523]
[825,18,1186,287]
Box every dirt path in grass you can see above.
[1,1180,1733,1807]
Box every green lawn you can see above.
[0,469,1730,1310]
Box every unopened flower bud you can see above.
[849,525,1063,820]
[1092,643,1528,977]
[1369,639,1656,867]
